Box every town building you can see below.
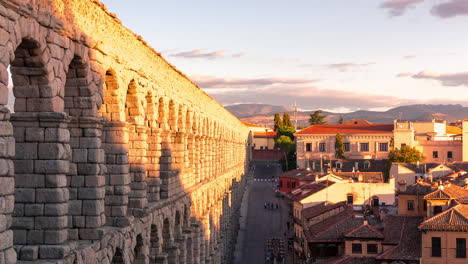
[296,124,394,169]
[243,121,276,150]
[396,180,435,217]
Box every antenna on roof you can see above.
[398,112,403,121]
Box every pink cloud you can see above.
[431,0,468,18]
[191,75,320,89]
[232,52,246,58]
[170,49,227,59]
[403,55,416,59]
[380,0,425,16]
[397,72,413,77]
[325,62,375,72]
[412,71,468,86]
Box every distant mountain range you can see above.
[225,104,468,128]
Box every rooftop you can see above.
[295,123,394,135]
[398,181,435,196]
[419,204,468,231]
[424,184,468,200]
[291,181,335,202]
[253,131,276,138]
[344,222,384,240]
[302,201,347,220]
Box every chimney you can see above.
[363,220,368,225]
[398,180,407,192]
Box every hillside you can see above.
[224,104,468,128]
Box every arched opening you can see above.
[99,69,121,121]
[150,224,161,261]
[111,248,124,264]
[64,55,94,117]
[133,234,145,263]
[175,211,182,236]
[162,218,172,251]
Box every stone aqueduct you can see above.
[0,0,252,263]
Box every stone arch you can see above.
[162,218,172,250]
[133,233,146,263]
[145,90,158,128]
[111,247,124,264]
[100,69,121,121]
[158,97,168,130]
[150,224,161,261]
[64,55,96,117]
[125,79,144,125]
[10,37,60,112]
[175,210,182,236]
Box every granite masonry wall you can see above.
[0,0,251,263]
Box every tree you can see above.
[334,133,345,159]
[388,146,425,163]
[275,135,296,171]
[274,113,283,131]
[276,126,295,141]
[308,110,327,125]
[283,112,293,128]
[338,116,344,124]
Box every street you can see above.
[240,163,292,264]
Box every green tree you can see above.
[334,133,345,159]
[274,113,283,131]
[275,135,296,171]
[308,110,327,125]
[276,126,295,141]
[283,112,293,128]
[338,116,344,124]
[388,146,425,163]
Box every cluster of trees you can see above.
[273,113,296,171]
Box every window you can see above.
[372,197,379,207]
[456,238,466,258]
[347,194,354,204]
[352,243,362,254]
[433,151,438,159]
[360,142,369,152]
[364,161,371,169]
[287,182,291,188]
[407,200,415,211]
[306,143,312,152]
[448,151,453,159]
[424,200,427,211]
[319,143,326,152]
[336,161,342,169]
[367,244,378,254]
[379,143,388,152]
[401,143,406,147]
[344,143,351,152]
[431,237,441,257]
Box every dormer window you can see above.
[364,161,371,169]
[336,161,342,169]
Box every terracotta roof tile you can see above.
[242,121,267,128]
[398,181,436,195]
[419,204,468,231]
[295,124,394,135]
[377,216,423,261]
[253,131,276,137]
[302,201,347,220]
[344,223,384,239]
[291,182,334,201]
[424,184,468,200]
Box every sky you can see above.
[10,0,468,113]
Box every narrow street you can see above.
[241,163,292,264]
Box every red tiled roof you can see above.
[344,223,384,239]
[291,181,334,201]
[253,131,276,137]
[424,184,468,200]
[398,181,436,196]
[327,256,376,264]
[377,216,423,261]
[302,201,347,220]
[419,204,468,231]
[295,124,394,135]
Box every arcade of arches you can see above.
[0,0,252,263]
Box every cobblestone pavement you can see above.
[241,163,292,264]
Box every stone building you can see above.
[0,0,251,263]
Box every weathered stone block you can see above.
[78,187,105,200]
[14,143,38,160]
[45,128,70,143]
[72,148,87,163]
[85,216,103,228]
[39,245,70,259]
[68,200,82,216]
[80,137,101,149]
[25,127,44,142]
[77,163,100,175]
[38,143,65,160]
[36,188,68,203]
[13,229,27,245]
[73,216,85,228]
[45,174,67,188]
[44,230,67,244]
[14,160,34,174]
[20,245,38,261]
[44,203,68,216]
[85,175,105,187]
[82,200,104,216]
[12,217,34,230]
[109,174,130,186]
[34,160,69,174]
[88,148,105,163]
[35,216,67,229]
[15,174,45,188]
[14,188,35,203]
[24,204,44,217]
